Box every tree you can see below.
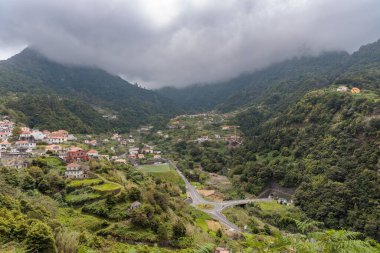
[128,186,141,201]
[22,174,35,191]
[173,221,186,239]
[130,209,149,228]
[216,228,223,238]
[37,179,50,193]
[25,221,57,253]
[157,223,170,245]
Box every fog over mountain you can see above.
[1,0,380,88]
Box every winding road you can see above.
[169,161,269,233]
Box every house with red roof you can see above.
[65,147,89,163]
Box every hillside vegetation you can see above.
[232,89,380,239]
[0,48,179,133]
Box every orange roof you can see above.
[69,146,82,151]
[16,141,28,144]
[87,149,98,154]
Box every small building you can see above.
[130,201,141,210]
[65,163,87,179]
[65,147,89,163]
[45,144,62,152]
[129,147,139,155]
[138,154,145,159]
[31,130,46,141]
[0,132,11,140]
[16,141,36,149]
[46,130,69,144]
[87,149,99,158]
[115,159,127,164]
[351,87,361,94]
[0,141,11,151]
[215,247,230,253]
[90,140,97,146]
[336,86,348,92]
[19,131,32,139]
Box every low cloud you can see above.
[1,0,380,88]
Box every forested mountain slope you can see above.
[158,39,380,114]
[0,48,179,132]
[158,51,350,112]
[232,89,380,240]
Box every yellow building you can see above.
[351,87,361,94]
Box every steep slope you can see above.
[0,48,179,132]
[232,89,380,239]
[335,38,380,92]
[229,39,380,240]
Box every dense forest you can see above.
[233,89,380,238]
[0,48,179,132]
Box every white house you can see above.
[87,149,99,158]
[0,141,11,150]
[16,141,36,149]
[19,131,32,139]
[31,130,46,141]
[129,147,139,155]
[0,132,11,140]
[337,86,348,92]
[65,163,86,179]
[46,136,67,144]
[45,144,62,152]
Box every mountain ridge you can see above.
[0,48,181,132]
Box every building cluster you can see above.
[1,117,167,179]
[128,144,161,161]
[336,86,361,94]
[111,133,135,145]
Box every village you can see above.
[0,112,248,253]
[0,117,166,177]
[0,112,243,185]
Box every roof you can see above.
[131,201,141,207]
[16,141,29,144]
[87,149,98,154]
[67,163,80,168]
[68,147,83,152]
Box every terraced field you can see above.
[138,163,184,186]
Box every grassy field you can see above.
[92,183,121,192]
[65,192,102,204]
[138,163,172,173]
[138,163,184,186]
[257,201,303,219]
[57,207,106,232]
[67,178,103,188]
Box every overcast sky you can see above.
[1,0,380,88]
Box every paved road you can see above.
[170,160,269,233]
